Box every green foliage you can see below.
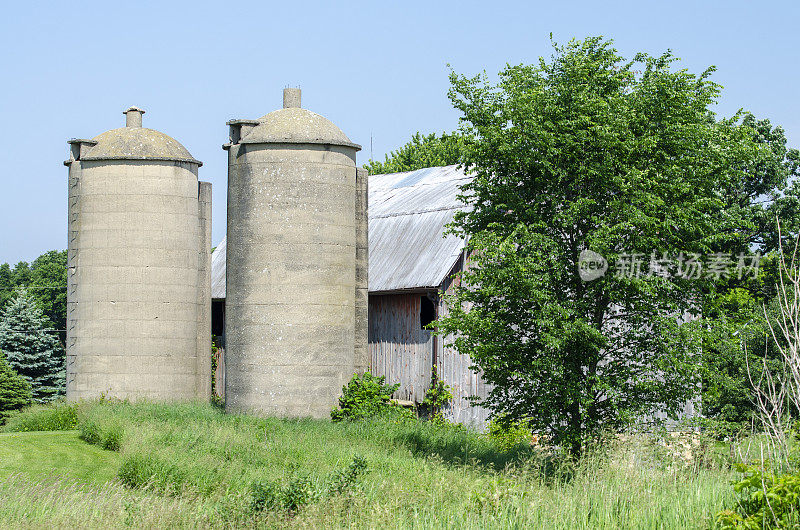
[250,475,315,515]
[0,401,78,432]
[250,457,367,515]
[364,131,466,174]
[331,372,407,422]
[438,36,798,456]
[0,289,64,402]
[487,416,534,452]
[0,250,67,331]
[716,464,800,528]
[326,455,368,495]
[420,370,454,421]
[210,338,223,408]
[0,357,31,424]
[701,286,785,431]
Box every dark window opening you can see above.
[421,296,435,329]
[212,300,225,344]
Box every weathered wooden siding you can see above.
[368,294,433,403]
[436,253,492,429]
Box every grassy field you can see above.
[0,401,738,529]
[0,430,119,484]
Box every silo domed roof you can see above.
[237,90,360,150]
[80,107,202,166]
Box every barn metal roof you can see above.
[210,164,471,299]
[368,165,471,292]
[211,236,227,300]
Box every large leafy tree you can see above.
[365,132,465,174]
[438,37,787,455]
[27,250,68,332]
[0,289,65,402]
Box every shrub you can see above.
[331,372,404,422]
[327,456,368,495]
[487,416,533,451]
[250,476,315,515]
[716,464,800,528]
[420,371,453,421]
[0,356,31,424]
[250,456,369,515]
[1,401,78,432]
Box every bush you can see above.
[716,464,800,528]
[1,401,78,432]
[0,356,31,424]
[331,372,405,422]
[327,456,367,495]
[250,476,315,515]
[250,456,368,515]
[487,416,533,452]
[420,370,454,422]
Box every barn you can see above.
[211,165,491,428]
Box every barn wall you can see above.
[436,253,492,429]
[368,293,433,402]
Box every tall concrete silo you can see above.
[224,88,367,418]
[65,107,212,401]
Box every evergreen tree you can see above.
[0,289,65,402]
[0,355,32,423]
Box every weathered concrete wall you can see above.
[196,181,213,399]
[354,167,369,373]
[65,157,208,401]
[224,143,357,418]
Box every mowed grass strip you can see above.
[0,430,119,485]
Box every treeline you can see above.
[0,250,67,332]
[0,250,67,421]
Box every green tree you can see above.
[365,131,465,174]
[0,356,32,424]
[0,289,65,402]
[0,250,68,332]
[28,250,68,331]
[438,37,783,456]
[697,113,798,432]
[0,263,13,308]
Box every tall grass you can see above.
[1,401,79,432]
[1,401,737,528]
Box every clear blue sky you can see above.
[0,0,797,264]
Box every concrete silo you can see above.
[65,107,212,401]
[224,88,367,418]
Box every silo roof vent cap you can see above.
[124,106,145,128]
[283,88,301,109]
[233,88,361,150]
[71,107,202,165]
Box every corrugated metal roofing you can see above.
[210,164,471,299]
[368,165,471,292]
[211,236,227,299]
